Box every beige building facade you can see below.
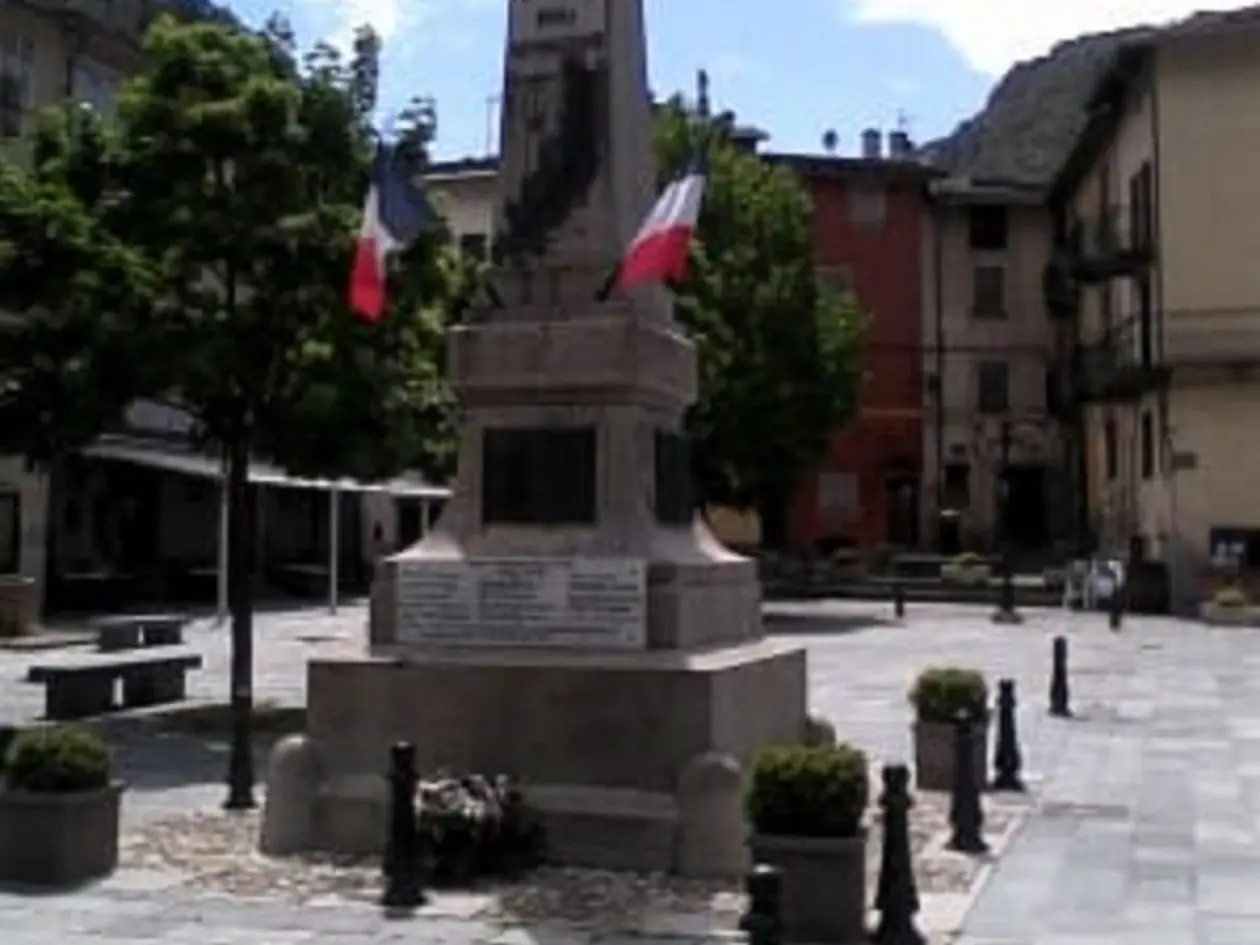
[1,0,146,616]
[921,179,1070,554]
[1053,19,1260,596]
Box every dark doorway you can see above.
[884,476,920,548]
[1001,464,1049,550]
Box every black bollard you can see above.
[893,578,906,619]
[738,863,782,945]
[991,679,1025,792]
[1108,578,1124,631]
[1049,635,1071,718]
[381,741,425,909]
[874,764,925,945]
[947,711,988,854]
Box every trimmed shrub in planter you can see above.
[747,743,869,943]
[415,774,543,886]
[0,726,123,886]
[1201,586,1260,626]
[910,667,989,792]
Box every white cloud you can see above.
[846,0,1257,74]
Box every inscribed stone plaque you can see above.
[482,427,597,525]
[654,431,694,525]
[397,557,646,648]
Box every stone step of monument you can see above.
[527,784,678,873]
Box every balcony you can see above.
[1063,204,1155,284]
[1070,315,1168,403]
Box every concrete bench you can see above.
[94,613,188,652]
[25,649,203,721]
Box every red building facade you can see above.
[769,152,936,553]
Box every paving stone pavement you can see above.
[3,601,1259,944]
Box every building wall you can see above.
[1067,30,1260,572]
[1153,32,1260,564]
[1069,79,1156,555]
[0,1,141,612]
[920,197,1063,548]
[785,168,927,552]
[426,171,498,247]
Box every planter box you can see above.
[0,781,123,886]
[0,575,35,638]
[913,717,988,793]
[750,832,866,944]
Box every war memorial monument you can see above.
[294,0,810,872]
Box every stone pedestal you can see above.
[306,639,806,868]
[299,0,810,872]
[0,575,35,638]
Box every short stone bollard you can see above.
[259,733,323,855]
[739,863,783,945]
[947,711,988,854]
[676,752,748,879]
[1049,635,1071,718]
[381,741,424,910]
[991,679,1025,792]
[873,763,925,945]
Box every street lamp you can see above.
[991,420,1022,625]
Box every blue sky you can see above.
[226,0,1254,160]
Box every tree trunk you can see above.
[758,494,791,552]
[223,437,256,809]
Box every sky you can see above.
[226,0,1258,161]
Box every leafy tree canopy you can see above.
[0,14,458,481]
[653,100,864,545]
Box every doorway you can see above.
[1001,464,1049,550]
[884,476,920,548]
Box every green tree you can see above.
[653,101,863,547]
[0,16,457,804]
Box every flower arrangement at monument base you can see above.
[415,774,544,886]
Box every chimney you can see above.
[861,128,882,159]
[888,130,912,159]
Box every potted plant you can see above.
[909,667,989,792]
[0,725,122,886]
[940,552,991,586]
[747,743,869,943]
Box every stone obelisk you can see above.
[304,0,808,871]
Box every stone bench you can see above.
[25,649,203,721]
[94,614,188,652]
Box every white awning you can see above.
[81,438,450,500]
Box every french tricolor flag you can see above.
[615,158,706,291]
[348,146,433,323]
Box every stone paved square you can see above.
[6,601,1260,943]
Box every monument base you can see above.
[303,637,807,871]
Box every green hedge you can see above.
[747,742,868,838]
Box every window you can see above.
[972,265,1006,318]
[0,491,17,574]
[1044,367,1060,414]
[943,463,970,508]
[976,361,1009,414]
[70,60,118,117]
[968,204,1008,250]
[458,233,489,260]
[1105,418,1118,480]
[848,185,885,230]
[1127,161,1154,250]
[1140,412,1155,480]
[817,472,858,523]
[0,34,35,139]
